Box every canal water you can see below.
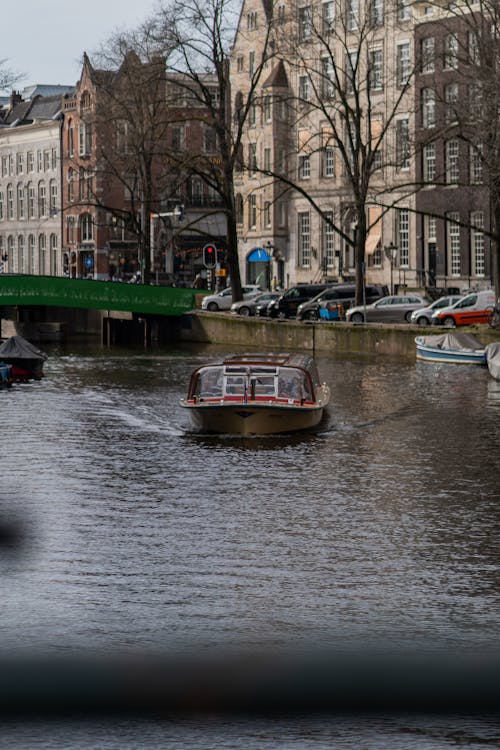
[1,341,499,748]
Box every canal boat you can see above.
[415,333,487,365]
[0,335,48,381]
[486,342,500,380]
[180,352,330,436]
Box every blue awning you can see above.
[248,247,271,262]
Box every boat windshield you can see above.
[195,366,224,398]
[277,367,312,400]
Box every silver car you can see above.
[346,294,429,323]
[201,285,261,311]
[230,292,280,316]
[409,295,463,326]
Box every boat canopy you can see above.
[0,335,48,361]
[417,333,484,351]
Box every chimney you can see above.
[9,90,22,109]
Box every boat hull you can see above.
[182,401,326,436]
[415,336,486,365]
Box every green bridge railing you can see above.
[0,275,195,316]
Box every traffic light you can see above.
[203,243,217,269]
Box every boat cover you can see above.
[0,335,48,361]
[417,332,484,351]
[486,342,500,380]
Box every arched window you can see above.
[80,90,91,113]
[17,184,25,219]
[80,213,94,242]
[17,235,24,273]
[28,234,35,274]
[50,233,58,275]
[38,181,47,217]
[39,233,47,274]
[28,182,35,218]
[50,179,57,215]
[7,184,14,219]
[68,118,74,157]
[68,168,75,203]
[7,235,14,270]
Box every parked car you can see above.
[431,289,496,327]
[346,294,429,323]
[409,295,463,326]
[230,291,281,316]
[201,285,262,312]
[267,284,332,319]
[297,283,389,321]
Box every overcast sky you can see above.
[2,0,157,90]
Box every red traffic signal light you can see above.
[203,243,217,269]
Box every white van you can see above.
[432,290,496,326]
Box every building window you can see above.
[444,34,458,69]
[39,234,47,275]
[7,235,14,270]
[322,0,334,33]
[38,182,47,217]
[68,120,74,158]
[50,233,58,275]
[249,51,255,77]
[298,212,311,267]
[346,0,359,30]
[323,147,335,177]
[323,211,335,267]
[249,102,257,126]
[249,143,257,174]
[423,142,436,182]
[446,213,461,275]
[51,149,57,170]
[397,208,409,267]
[237,56,244,72]
[264,147,272,172]
[471,210,484,276]
[7,184,14,219]
[43,150,50,171]
[299,5,312,40]
[321,57,335,99]
[397,42,411,86]
[28,234,35,273]
[422,88,435,128]
[27,152,34,173]
[298,75,311,101]
[469,143,483,185]
[16,152,24,174]
[204,126,217,153]
[444,83,458,123]
[264,201,271,228]
[66,216,75,244]
[17,235,24,273]
[17,184,25,219]
[369,49,383,91]
[369,0,383,26]
[421,37,434,73]
[50,180,58,215]
[445,140,459,184]
[171,126,184,150]
[0,189,3,220]
[28,183,35,218]
[263,96,272,122]
[80,214,94,242]
[68,168,75,203]
[248,194,257,228]
[468,31,479,65]
[299,155,311,179]
[346,50,358,93]
[397,0,411,21]
[396,118,410,169]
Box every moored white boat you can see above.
[415,333,487,365]
[180,352,330,435]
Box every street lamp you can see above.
[384,242,398,295]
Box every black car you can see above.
[267,284,332,319]
[297,283,389,321]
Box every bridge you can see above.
[0,275,196,316]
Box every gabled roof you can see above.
[21,84,75,100]
[262,60,289,89]
[1,93,65,126]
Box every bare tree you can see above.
[0,59,22,93]
[256,0,419,304]
[147,0,276,301]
